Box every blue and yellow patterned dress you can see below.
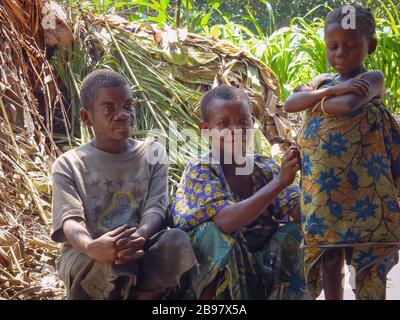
[170,153,310,299]
[297,75,400,299]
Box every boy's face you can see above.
[325,22,376,76]
[81,85,135,142]
[200,98,254,158]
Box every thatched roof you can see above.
[57,13,297,144]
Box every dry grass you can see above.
[0,0,68,299]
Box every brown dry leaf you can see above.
[1,0,66,300]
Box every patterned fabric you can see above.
[170,154,310,299]
[180,221,308,300]
[171,154,299,232]
[297,76,400,299]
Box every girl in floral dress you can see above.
[285,4,400,299]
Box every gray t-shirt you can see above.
[51,139,168,248]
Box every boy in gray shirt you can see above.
[51,69,197,300]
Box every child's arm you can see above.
[213,147,300,234]
[316,71,385,116]
[293,73,331,93]
[284,73,373,113]
[284,87,334,113]
[63,218,141,264]
[285,74,332,112]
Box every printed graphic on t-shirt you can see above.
[97,191,140,232]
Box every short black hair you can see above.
[200,85,252,121]
[325,4,376,39]
[80,69,129,109]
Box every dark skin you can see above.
[198,98,301,298]
[284,23,384,116]
[64,84,164,299]
[284,23,385,300]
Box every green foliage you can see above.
[200,1,400,110]
[59,0,400,113]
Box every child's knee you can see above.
[156,229,198,272]
[161,228,193,253]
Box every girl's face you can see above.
[325,22,376,76]
[200,98,254,158]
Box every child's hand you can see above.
[276,146,301,187]
[294,74,332,92]
[294,83,314,92]
[87,225,137,263]
[331,78,370,97]
[114,231,146,264]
